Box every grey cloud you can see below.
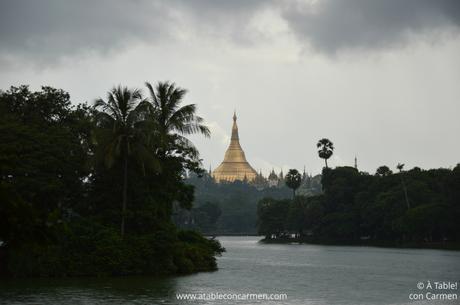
[281,0,460,54]
[0,0,267,66]
[170,0,269,44]
[0,0,173,65]
[1,0,459,66]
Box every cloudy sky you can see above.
[1,0,459,175]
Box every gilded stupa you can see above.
[212,112,257,182]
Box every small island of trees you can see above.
[0,83,224,277]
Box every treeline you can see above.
[258,166,460,248]
[0,84,223,277]
[175,174,294,234]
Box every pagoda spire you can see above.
[212,111,257,182]
[231,110,239,141]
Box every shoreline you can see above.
[204,233,259,237]
[259,237,460,251]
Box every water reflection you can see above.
[1,236,459,305]
[0,276,179,305]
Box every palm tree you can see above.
[396,163,410,209]
[285,169,302,198]
[94,85,158,237]
[317,138,334,168]
[144,81,210,158]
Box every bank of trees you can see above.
[179,175,292,234]
[0,84,223,277]
[258,166,460,248]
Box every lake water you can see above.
[1,236,459,305]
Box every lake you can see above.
[1,236,459,304]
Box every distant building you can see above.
[267,169,277,187]
[209,111,321,195]
[253,170,268,190]
[212,112,258,182]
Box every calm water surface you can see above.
[1,236,459,305]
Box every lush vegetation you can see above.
[258,165,460,249]
[175,174,301,235]
[0,84,224,277]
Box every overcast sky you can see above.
[1,0,459,175]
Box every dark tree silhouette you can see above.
[397,163,410,209]
[375,165,393,177]
[285,169,302,198]
[144,81,210,159]
[94,86,151,237]
[317,138,334,168]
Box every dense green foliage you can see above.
[176,174,295,234]
[0,84,223,277]
[258,166,460,248]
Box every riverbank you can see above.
[260,237,460,250]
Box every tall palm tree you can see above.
[285,169,302,198]
[144,81,210,158]
[317,138,334,168]
[396,163,410,209]
[94,86,158,237]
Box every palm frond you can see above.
[145,82,159,107]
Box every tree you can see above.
[94,86,153,237]
[376,165,393,177]
[193,202,222,232]
[286,196,307,238]
[303,196,325,233]
[142,81,211,212]
[396,163,410,209]
[0,86,92,245]
[317,138,334,168]
[285,169,302,198]
[257,198,290,239]
[144,81,210,158]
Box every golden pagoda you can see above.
[212,112,257,182]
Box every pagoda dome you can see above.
[212,112,257,182]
